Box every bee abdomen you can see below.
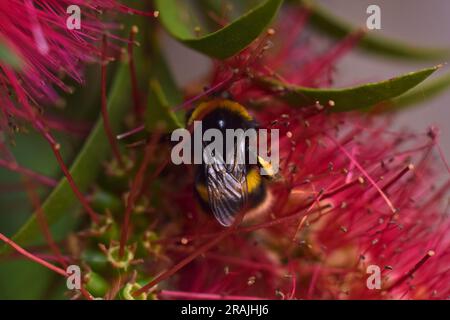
[194,167,267,218]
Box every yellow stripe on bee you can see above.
[188,99,253,126]
[195,168,262,203]
[196,183,209,202]
[246,167,262,194]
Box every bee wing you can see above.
[203,139,248,227]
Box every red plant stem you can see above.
[49,140,99,224]
[119,133,160,258]
[159,290,265,300]
[389,250,435,291]
[128,26,142,119]
[0,232,67,277]
[105,274,124,300]
[0,232,94,300]
[23,177,68,269]
[101,35,124,168]
[0,158,58,187]
[79,287,95,301]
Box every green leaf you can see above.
[258,66,440,112]
[155,0,283,59]
[0,63,132,254]
[382,72,450,112]
[0,260,54,299]
[146,80,184,131]
[294,0,450,61]
[0,41,23,70]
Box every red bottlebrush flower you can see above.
[162,110,449,300]
[145,10,450,300]
[0,1,156,225]
[0,0,122,109]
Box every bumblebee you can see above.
[186,99,274,227]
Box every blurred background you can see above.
[162,0,450,157]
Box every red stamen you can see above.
[116,124,145,140]
[205,253,281,274]
[240,203,330,235]
[101,35,124,168]
[118,4,159,18]
[389,250,435,291]
[434,139,450,175]
[138,156,170,199]
[134,210,247,297]
[295,30,364,85]
[159,290,265,300]
[381,164,415,193]
[128,26,142,119]
[158,203,331,245]
[307,266,321,299]
[119,133,160,258]
[134,227,235,296]
[0,232,93,300]
[50,139,100,224]
[0,232,67,277]
[326,133,397,213]
[23,177,68,268]
[173,73,234,112]
[323,178,360,198]
[288,271,297,299]
[0,158,58,187]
